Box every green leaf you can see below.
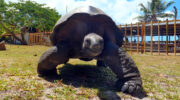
[136,0,175,22]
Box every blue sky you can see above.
[5,0,180,24]
[172,0,180,18]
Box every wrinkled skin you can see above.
[38,6,143,95]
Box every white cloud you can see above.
[5,0,152,24]
[157,10,174,20]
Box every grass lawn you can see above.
[0,45,180,100]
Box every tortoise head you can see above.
[81,33,104,57]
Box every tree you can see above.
[0,0,9,38]
[137,0,175,22]
[0,0,60,45]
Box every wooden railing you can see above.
[28,32,51,46]
[119,19,180,56]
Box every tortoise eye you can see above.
[85,39,91,46]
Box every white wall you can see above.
[14,32,29,44]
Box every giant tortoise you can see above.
[37,6,142,95]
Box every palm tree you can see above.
[137,0,175,22]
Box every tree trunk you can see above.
[0,41,6,50]
[20,33,27,45]
[0,21,27,45]
[174,6,177,19]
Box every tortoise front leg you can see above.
[37,44,69,77]
[97,42,142,95]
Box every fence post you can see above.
[151,21,153,55]
[166,19,169,55]
[144,22,146,53]
[33,34,35,44]
[174,18,176,56]
[137,23,139,53]
[35,34,37,44]
[38,34,39,45]
[141,22,145,54]
[39,33,41,45]
[158,21,160,55]
[125,24,127,51]
[35,34,36,44]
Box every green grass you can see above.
[0,45,180,100]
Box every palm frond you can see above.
[136,0,174,22]
[157,13,174,18]
[164,1,175,10]
[134,15,145,20]
[139,3,147,12]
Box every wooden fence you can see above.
[119,19,180,56]
[28,32,51,46]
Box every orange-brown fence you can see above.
[119,19,180,56]
[28,32,51,46]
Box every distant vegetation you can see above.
[0,0,60,44]
[136,0,175,22]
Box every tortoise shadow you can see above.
[42,64,147,99]
[57,64,117,89]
